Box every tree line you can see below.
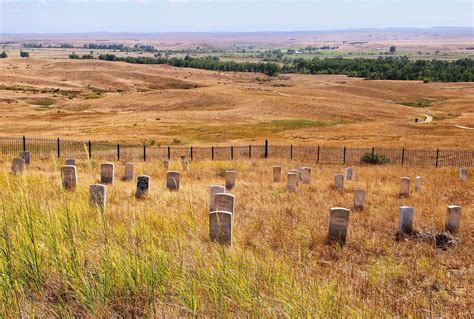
[67,53,474,82]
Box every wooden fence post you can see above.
[22,136,26,152]
[264,140,268,158]
[317,145,320,163]
[401,148,405,166]
[143,144,146,162]
[343,146,346,164]
[231,146,234,160]
[88,140,92,159]
[117,144,120,161]
[168,146,171,160]
[57,138,60,158]
[435,148,440,167]
[212,146,215,160]
[190,146,193,161]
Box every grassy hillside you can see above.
[0,158,472,317]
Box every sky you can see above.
[0,0,473,33]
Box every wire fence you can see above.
[1,136,473,167]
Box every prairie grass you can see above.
[0,158,472,317]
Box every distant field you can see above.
[0,58,473,148]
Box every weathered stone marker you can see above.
[225,170,236,190]
[345,167,353,181]
[123,163,135,181]
[210,185,226,212]
[215,193,235,214]
[61,165,77,190]
[327,207,350,244]
[299,167,311,184]
[135,175,150,198]
[289,169,301,184]
[415,176,422,192]
[209,211,233,245]
[353,189,366,210]
[459,167,468,181]
[181,156,189,171]
[89,184,106,210]
[100,163,114,184]
[20,151,31,165]
[399,177,411,197]
[334,173,344,189]
[445,205,461,233]
[163,160,170,170]
[273,166,282,183]
[167,171,180,190]
[65,158,76,166]
[287,172,298,192]
[11,157,25,175]
[397,206,414,234]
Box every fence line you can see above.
[0,136,473,167]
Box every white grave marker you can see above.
[89,184,106,210]
[11,157,25,175]
[209,211,233,245]
[273,166,282,183]
[101,163,114,184]
[334,174,344,189]
[345,167,353,181]
[20,151,31,165]
[397,206,414,234]
[215,193,235,214]
[225,170,236,190]
[135,175,150,198]
[353,189,366,210]
[210,185,226,212]
[299,167,311,184]
[400,177,411,197]
[415,176,422,192]
[123,163,135,181]
[445,205,461,233]
[459,168,468,181]
[287,172,297,192]
[167,171,180,190]
[65,158,76,166]
[61,165,77,190]
[327,207,350,244]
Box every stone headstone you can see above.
[397,206,414,234]
[225,170,236,190]
[181,156,189,171]
[273,166,282,183]
[61,165,77,190]
[65,158,76,166]
[287,172,298,192]
[167,171,180,190]
[89,184,106,210]
[163,160,170,170]
[289,169,301,184]
[209,211,233,245]
[445,205,461,233]
[415,176,422,192]
[334,174,344,189]
[123,163,135,181]
[20,151,31,165]
[11,157,25,175]
[400,177,411,197]
[135,175,150,198]
[345,167,353,181]
[215,193,235,214]
[459,168,468,181]
[299,167,311,184]
[210,185,226,212]
[327,207,350,244]
[100,163,114,184]
[353,189,366,210]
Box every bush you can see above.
[0,51,7,58]
[360,152,390,165]
[20,51,30,58]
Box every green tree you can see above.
[69,52,79,59]
[389,46,397,54]
[0,51,7,58]
[20,51,30,58]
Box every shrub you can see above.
[360,152,390,165]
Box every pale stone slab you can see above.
[299,167,311,184]
[445,205,461,233]
[209,211,233,245]
[11,157,25,175]
[459,168,468,181]
[65,158,76,166]
[400,177,411,197]
[210,185,226,212]
[287,172,297,192]
[334,174,344,189]
[89,184,106,210]
[415,176,422,192]
[289,169,301,184]
[135,175,150,198]
[225,170,236,190]
[215,193,235,214]
[353,189,366,210]
[345,167,353,181]
[273,166,282,183]
[163,160,170,170]
[20,152,31,165]
[328,207,350,244]
[100,163,114,184]
[123,163,135,181]
[167,171,180,190]
[181,156,189,171]
[397,206,414,234]
[61,165,77,189]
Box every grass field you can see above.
[1,59,473,148]
[0,157,472,317]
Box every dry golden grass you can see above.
[1,59,473,148]
[0,156,472,317]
